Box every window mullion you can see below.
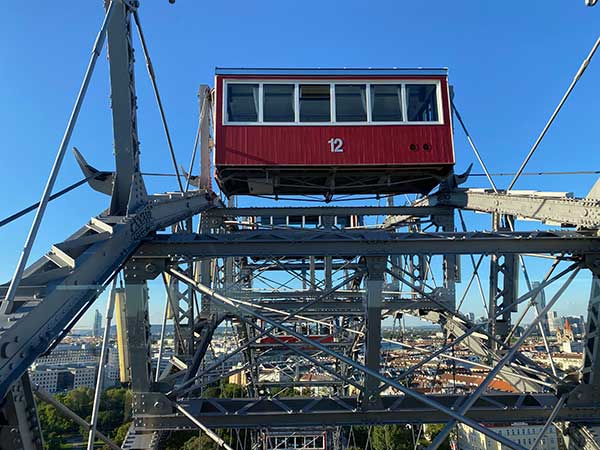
[401,83,408,123]
[366,84,372,123]
[258,83,264,123]
[294,83,299,123]
[330,83,336,123]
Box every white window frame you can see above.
[404,80,444,124]
[333,83,368,124]
[222,78,444,126]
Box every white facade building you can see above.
[36,345,99,366]
[71,365,97,390]
[457,423,560,450]
[29,366,60,393]
[105,345,121,387]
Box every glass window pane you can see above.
[371,84,403,121]
[263,84,295,122]
[227,83,258,122]
[335,84,366,122]
[406,84,439,122]
[299,84,330,122]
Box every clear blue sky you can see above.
[0,1,598,327]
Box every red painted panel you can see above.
[214,74,454,168]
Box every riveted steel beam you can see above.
[138,229,600,258]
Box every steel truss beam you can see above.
[0,191,213,400]
[385,189,600,229]
[240,297,441,315]
[207,206,450,218]
[134,394,600,430]
[138,229,599,258]
[167,270,534,449]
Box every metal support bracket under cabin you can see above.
[167,221,197,359]
[362,256,386,409]
[122,263,152,393]
[122,260,174,450]
[488,214,519,347]
[432,210,458,308]
[384,187,600,229]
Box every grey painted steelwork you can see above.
[583,266,600,385]
[385,188,600,229]
[0,374,44,450]
[362,257,386,408]
[105,0,145,215]
[209,206,450,218]
[0,191,213,400]
[138,229,600,258]
[134,394,600,429]
[168,270,533,449]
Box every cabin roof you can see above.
[215,67,448,76]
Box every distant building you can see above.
[532,282,550,335]
[29,366,60,393]
[29,342,122,392]
[70,365,97,390]
[457,423,560,449]
[228,364,247,386]
[36,344,99,366]
[547,311,559,334]
[29,363,97,393]
[92,309,102,338]
[562,315,585,335]
[106,346,121,387]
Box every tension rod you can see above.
[1,1,115,315]
[509,34,600,190]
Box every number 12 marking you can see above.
[328,138,344,153]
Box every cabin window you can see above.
[224,79,442,125]
[227,84,259,122]
[406,84,438,122]
[299,84,331,122]
[263,84,295,122]
[335,84,367,122]
[371,84,403,121]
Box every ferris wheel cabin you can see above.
[214,68,455,197]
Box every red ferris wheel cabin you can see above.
[214,68,455,197]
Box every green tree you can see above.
[372,425,413,450]
[63,387,94,420]
[349,426,370,449]
[44,432,63,450]
[221,383,244,398]
[166,431,197,450]
[98,409,122,433]
[113,421,131,445]
[38,400,75,435]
